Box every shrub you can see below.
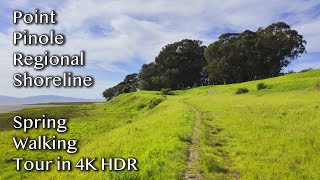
[235,88,249,94]
[148,98,163,109]
[300,68,313,73]
[287,70,295,74]
[257,83,268,90]
[137,103,146,110]
[161,88,173,95]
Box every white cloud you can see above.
[294,18,320,53]
[0,0,319,98]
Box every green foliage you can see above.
[235,87,249,94]
[300,68,313,72]
[184,69,320,179]
[0,103,93,131]
[286,70,295,74]
[2,67,320,179]
[0,92,192,179]
[177,133,192,144]
[139,39,207,90]
[137,103,146,110]
[161,88,173,95]
[105,22,307,97]
[148,98,164,109]
[103,73,140,100]
[204,22,306,85]
[102,86,117,100]
[257,83,268,90]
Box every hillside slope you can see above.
[181,69,320,179]
[0,69,319,179]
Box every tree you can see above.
[204,22,306,84]
[256,22,306,76]
[102,73,140,100]
[139,63,163,90]
[123,73,140,92]
[102,87,117,100]
[139,39,207,90]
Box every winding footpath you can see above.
[183,101,203,180]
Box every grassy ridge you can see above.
[0,92,193,179]
[0,69,319,179]
[182,70,320,179]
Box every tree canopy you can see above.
[139,39,207,90]
[204,22,306,84]
[102,73,139,100]
[103,22,307,98]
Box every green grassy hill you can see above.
[0,69,319,179]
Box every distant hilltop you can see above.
[0,95,103,105]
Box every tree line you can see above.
[103,22,306,100]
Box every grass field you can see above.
[0,69,319,179]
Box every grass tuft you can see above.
[235,87,249,94]
[257,83,269,90]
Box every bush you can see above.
[257,83,268,90]
[235,88,249,94]
[287,70,295,74]
[300,68,313,73]
[161,88,173,95]
[137,103,146,110]
[148,98,163,109]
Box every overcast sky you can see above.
[0,0,319,98]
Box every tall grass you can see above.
[0,69,319,179]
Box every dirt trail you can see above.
[184,102,203,180]
[182,101,240,180]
